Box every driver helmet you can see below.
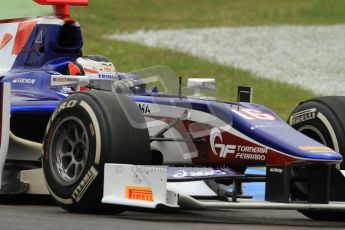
[67,55,117,78]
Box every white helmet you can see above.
[68,55,117,79]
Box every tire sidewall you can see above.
[43,91,151,212]
[43,94,108,209]
[43,98,100,200]
[289,101,345,167]
[290,99,345,220]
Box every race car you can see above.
[0,0,345,221]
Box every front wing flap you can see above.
[102,164,179,209]
[102,164,245,208]
[102,164,345,211]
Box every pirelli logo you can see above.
[125,186,154,202]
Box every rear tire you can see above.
[43,91,151,213]
[289,96,345,221]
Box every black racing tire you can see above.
[289,96,345,169]
[295,168,345,221]
[42,91,151,213]
[289,96,345,221]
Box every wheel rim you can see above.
[49,117,89,186]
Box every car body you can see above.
[0,0,345,221]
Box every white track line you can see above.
[107,25,345,95]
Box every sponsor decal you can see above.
[97,74,118,80]
[53,77,79,82]
[210,128,267,160]
[269,168,283,173]
[126,186,153,202]
[210,128,236,158]
[103,66,114,72]
[232,108,275,120]
[72,166,98,202]
[235,153,265,161]
[13,78,36,84]
[48,100,78,128]
[290,108,316,125]
[101,63,115,72]
[56,100,78,113]
[172,169,226,178]
[138,103,151,114]
[47,71,61,75]
[299,146,333,153]
[236,145,268,154]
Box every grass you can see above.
[13,0,345,119]
[81,39,316,119]
[0,1,49,19]
[72,0,344,119]
[75,0,345,33]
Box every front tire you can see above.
[43,91,151,213]
[289,96,345,221]
[289,96,345,169]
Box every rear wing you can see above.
[33,0,89,17]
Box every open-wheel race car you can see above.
[1,0,345,221]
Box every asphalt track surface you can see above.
[0,195,344,230]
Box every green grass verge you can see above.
[48,0,345,118]
[0,1,49,19]
[82,39,316,119]
[71,0,335,118]
[75,0,345,33]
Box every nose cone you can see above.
[252,124,343,162]
[295,144,342,161]
[231,105,343,163]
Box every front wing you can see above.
[102,163,345,211]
